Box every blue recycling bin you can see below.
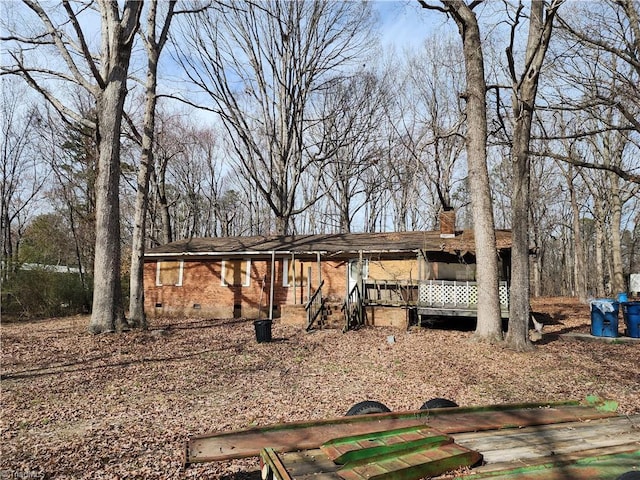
[590,299,619,337]
[621,301,640,338]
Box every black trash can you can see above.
[253,319,273,343]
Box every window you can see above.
[349,259,369,281]
[156,260,184,286]
[283,258,307,287]
[221,259,251,286]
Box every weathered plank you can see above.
[261,448,293,480]
[454,415,640,464]
[426,405,618,435]
[185,402,615,464]
[455,416,640,462]
[455,450,640,479]
[453,414,636,443]
[279,450,341,477]
[476,431,639,464]
[467,444,640,476]
[188,416,428,463]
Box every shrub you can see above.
[1,268,92,319]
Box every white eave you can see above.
[144,248,419,259]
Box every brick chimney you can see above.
[439,208,456,238]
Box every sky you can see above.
[373,1,453,49]
[375,1,434,47]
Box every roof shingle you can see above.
[145,230,512,257]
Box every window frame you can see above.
[155,260,184,287]
[283,258,308,287]
[349,259,369,281]
[283,258,290,287]
[221,258,251,287]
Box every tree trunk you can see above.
[505,0,560,351]
[155,158,173,244]
[594,199,606,297]
[532,248,542,297]
[128,1,175,329]
[88,1,142,334]
[444,0,503,342]
[274,213,292,236]
[568,169,587,301]
[89,85,128,333]
[506,109,533,350]
[610,170,625,294]
[128,66,157,329]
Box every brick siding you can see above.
[144,258,348,319]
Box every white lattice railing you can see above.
[418,280,509,309]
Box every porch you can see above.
[416,280,510,319]
[333,279,510,331]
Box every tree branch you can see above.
[22,0,96,94]
[62,0,104,89]
[4,52,95,130]
[417,1,449,14]
[530,149,640,184]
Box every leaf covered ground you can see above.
[1,297,639,479]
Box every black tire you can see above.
[617,473,640,480]
[345,400,391,416]
[419,398,458,410]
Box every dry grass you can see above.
[1,297,639,479]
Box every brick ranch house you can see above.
[143,218,513,330]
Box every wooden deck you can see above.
[359,280,511,319]
[185,400,640,479]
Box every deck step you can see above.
[336,441,481,480]
[321,425,451,464]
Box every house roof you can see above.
[145,230,512,258]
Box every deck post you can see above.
[291,253,296,305]
[269,251,275,320]
[359,250,364,325]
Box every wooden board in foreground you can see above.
[185,401,617,464]
[264,415,639,480]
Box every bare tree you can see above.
[528,155,564,297]
[537,0,640,295]
[505,0,562,351]
[397,36,467,216]
[311,71,388,232]
[175,0,374,235]
[420,0,503,342]
[37,102,97,307]
[0,79,46,281]
[128,1,177,329]
[2,0,143,333]
[556,0,640,134]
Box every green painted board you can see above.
[454,450,640,479]
[321,425,452,464]
[337,442,482,480]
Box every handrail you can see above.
[304,279,325,311]
[364,279,418,305]
[305,280,325,330]
[342,283,364,332]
